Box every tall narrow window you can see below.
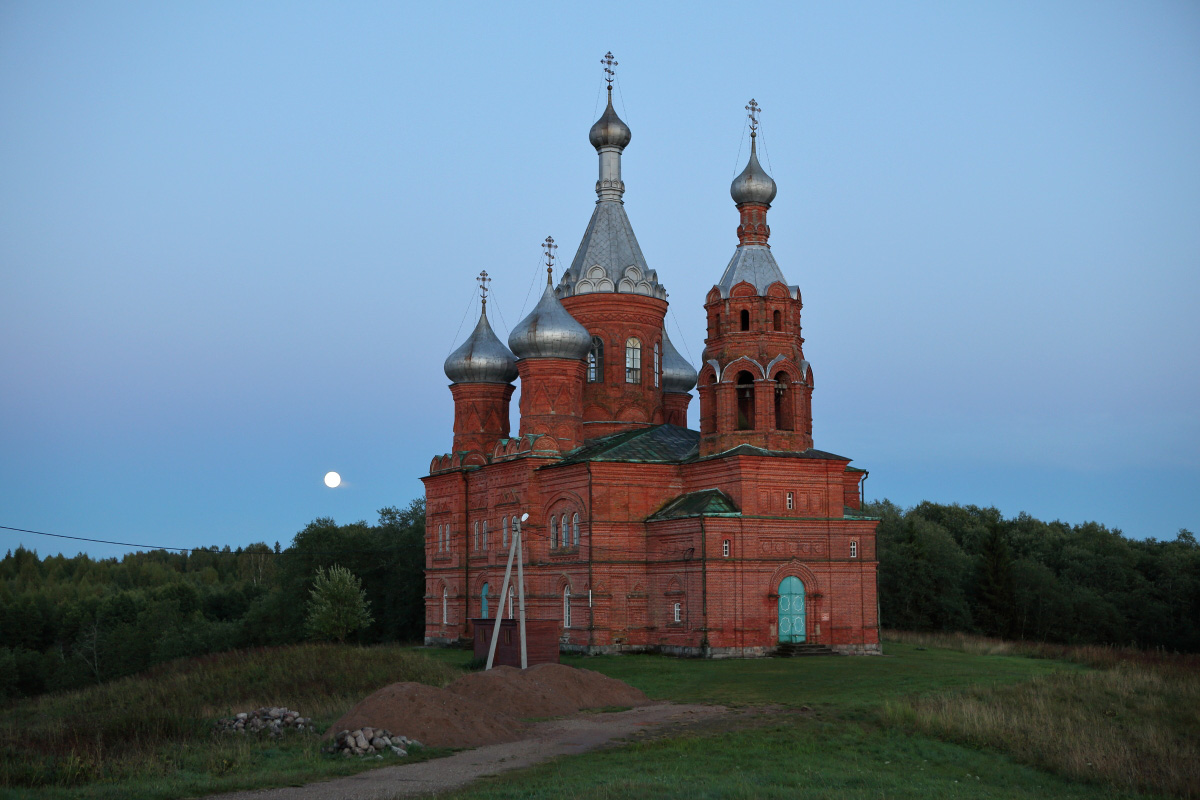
[740,309,750,331]
[787,492,794,510]
[502,516,509,548]
[653,342,660,388]
[441,588,448,624]
[625,337,642,383]
[673,602,681,623]
[736,371,755,430]
[572,513,580,546]
[482,521,488,549]
[563,587,572,628]
[773,309,782,331]
[437,524,443,553]
[561,514,569,547]
[550,516,558,548]
[850,541,858,558]
[774,371,793,431]
[588,336,604,382]
[473,521,479,551]
[723,539,730,557]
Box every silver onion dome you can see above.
[730,137,777,206]
[444,306,519,384]
[508,278,592,360]
[589,90,632,150]
[661,328,698,394]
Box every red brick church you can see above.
[422,68,880,657]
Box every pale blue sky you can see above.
[2,1,1198,557]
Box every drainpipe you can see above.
[587,461,595,653]
[700,516,709,656]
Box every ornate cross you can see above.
[477,270,491,309]
[601,52,617,85]
[542,236,558,278]
[746,99,761,134]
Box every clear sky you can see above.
[2,1,1198,558]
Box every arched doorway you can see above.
[777,576,806,643]
[481,582,490,619]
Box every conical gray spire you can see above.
[444,303,518,384]
[661,328,697,394]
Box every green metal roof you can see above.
[648,489,741,521]
[553,424,700,466]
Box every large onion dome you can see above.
[444,306,518,384]
[661,328,698,394]
[508,277,592,360]
[730,136,777,206]
[589,89,632,150]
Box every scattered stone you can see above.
[213,707,315,738]
[322,726,418,758]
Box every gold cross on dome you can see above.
[746,98,761,133]
[601,52,618,85]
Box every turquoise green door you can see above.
[777,576,806,643]
[481,583,489,619]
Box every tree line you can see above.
[0,500,425,699]
[868,501,1199,651]
[1,497,1197,699]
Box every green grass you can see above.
[446,715,1146,800]
[0,644,458,798]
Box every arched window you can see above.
[653,342,661,388]
[774,371,793,431]
[572,513,580,546]
[561,514,569,547]
[482,521,489,549]
[563,587,572,628]
[473,521,479,551]
[437,524,443,553]
[625,337,641,383]
[442,587,448,624]
[502,516,509,548]
[673,602,681,623]
[588,336,604,383]
[773,309,782,331]
[550,516,558,548]
[736,370,755,430]
[481,582,490,619]
[740,309,750,331]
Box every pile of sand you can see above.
[326,664,651,749]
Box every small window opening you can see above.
[473,521,479,551]
[740,309,750,331]
[673,602,681,623]
[441,588,448,624]
[563,587,572,628]
[588,336,604,382]
[653,342,661,388]
[572,513,580,546]
[482,521,488,550]
[722,539,730,558]
[550,516,558,548]
[502,516,508,548]
[773,309,782,331]
[787,492,794,510]
[736,371,755,430]
[625,337,642,383]
[850,540,858,558]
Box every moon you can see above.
[323,471,342,488]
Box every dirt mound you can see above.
[447,664,650,718]
[326,664,651,750]
[326,682,524,749]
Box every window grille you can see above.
[625,338,641,383]
[653,342,660,387]
[723,539,730,557]
[550,516,558,548]
[588,337,604,382]
[563,587,572,628]
[850,540,858,558]
[572,513,580,546]
[673,602,681,623]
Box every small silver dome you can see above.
[661,328,698,394]
[730,137,777,206]
[508,278,592,360]
[589,90,632,150]
[444,306,518,384]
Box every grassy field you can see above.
[0,644,459,799]
[1,636,1194,799]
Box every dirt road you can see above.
[205,702,728,800]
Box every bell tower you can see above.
[699,100,813,456]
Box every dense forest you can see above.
[1,498,1196,699]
